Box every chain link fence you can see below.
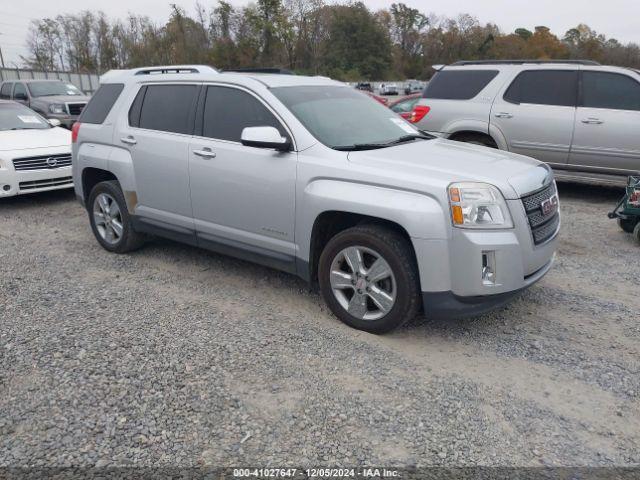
[0,68,100,94]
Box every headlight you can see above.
[448,182,513,229]
[49,104,66,114]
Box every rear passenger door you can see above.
[119,83,199,232]
[569,71,640,173]
[491,69,578,165]
[188,85,297,269]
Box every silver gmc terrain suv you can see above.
[72,65,559,333]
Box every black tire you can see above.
[87,180,145,253]
[633,222,640,244]
[318,224,421,334]
[618,217,638,234]
[452,133,497,148]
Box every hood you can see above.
[348,138,551,199]
[33,95,90,103]
[0,127,72,152]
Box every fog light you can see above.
[482,251,496,286]
[2,184,10,192]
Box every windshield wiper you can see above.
[333,133,433,151]
[333,143,390,151]
[386,133,433,145]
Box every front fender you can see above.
[296,179,449,262]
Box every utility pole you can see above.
[0,33,6,68]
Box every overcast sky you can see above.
[1,0,639,67]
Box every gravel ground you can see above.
[0,182,638,469]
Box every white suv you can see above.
[412,60,640,185]
[72,65,558,333]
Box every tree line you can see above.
[22,1,640,80]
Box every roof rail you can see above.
[451,60,600,66]
[133,65,219,75]
[224,67,296,75]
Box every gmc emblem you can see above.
[541,194,559,216]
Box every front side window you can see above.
[272,86,424,150]
[423,70,499,100]
[13,83,28,100]
[27,81,83,97]
[201,86,287,142]
[0,103,50,131]
[504,70,578,107]
[581,71,640,111]
[0,83,13,99]
[138,84,198,134]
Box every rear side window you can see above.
[391,97,419,113]
[0,83,13,99]
[79,83,124,124]
[138,84,198,134]
[201,86,287,142]
[423,70,499,100]
[504,70,578,107]
[581,71,640,111]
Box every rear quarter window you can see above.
[79,83,124,124]
[423,70,499,100]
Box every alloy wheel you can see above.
[329,245,396,321]
[93,193,123,245]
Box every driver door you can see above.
[189,85,297,270]
[12,83,30,106]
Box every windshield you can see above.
[28,81,83,97]
[0,103,51,131]
[272,86,425,150]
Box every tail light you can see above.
[409,105,430,124]
[71,122,81,143]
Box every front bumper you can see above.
[422,257,554,319]
[413,198,559,318]
[0,164,73,198]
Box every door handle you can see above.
[582,118,604,125]
[120,136,137,145]
[193,148,217,159]
[494,112,513,119]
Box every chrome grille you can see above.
[521,183,559,245]
[12,154,72,171]
[66,102,86,116]
[19,176,73,191]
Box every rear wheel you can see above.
[618,217,638,233]
[318,225,420,334]
[88,180,144,253]
[633,222,640,244]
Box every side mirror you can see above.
[48,118,62,127]
[241,126,291,152]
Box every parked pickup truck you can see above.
[0,79,90,129]
[72,65,559,333]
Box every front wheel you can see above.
[618,217,638,233]
[633,222,640,244]
[318,225,421,334]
